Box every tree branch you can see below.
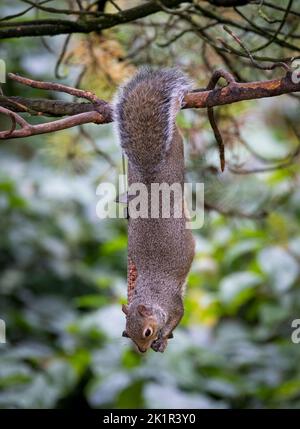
[0,0,188,39]
[0,111,106,139]
[8,73,105,104]
[0,96,97,117]
[184,73,300,109]
[1,70,299,139]
[205,0,250,5]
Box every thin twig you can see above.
[222,26,291,72]
[8,72,103,104]
[55,34,72,79]
[79,125,116,167]
[205,69,236,172]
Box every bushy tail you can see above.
[114,68,191,173]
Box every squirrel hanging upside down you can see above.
[114,68,195,353]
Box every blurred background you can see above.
[0,0,300,409]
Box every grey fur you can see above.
[114,67,192,174]
[115,68,195,353]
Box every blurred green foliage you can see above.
[1,0,300,410]
[1,128,300,408]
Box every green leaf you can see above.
[258,246,299,292]
[219,272,262,311]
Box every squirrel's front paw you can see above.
[151,337,168,353]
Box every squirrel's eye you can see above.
[144,328,153,338]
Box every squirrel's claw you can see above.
[151,337,168,353]
[151,330,174,352]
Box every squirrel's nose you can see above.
[138,346,147,353]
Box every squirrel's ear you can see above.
[122,304,128,315]
[137,304,152,317]
[122,330,129,338]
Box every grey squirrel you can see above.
[114,68,195,353]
